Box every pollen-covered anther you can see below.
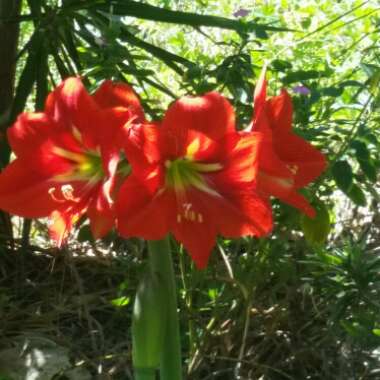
[48,184,81,203]
[61,184,81,202]
[72,125,82,142]
[48,187,65,203]
[179,203,203,223]
[287,164,298,175]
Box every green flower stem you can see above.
[148,237,183,380]
[134,368,156,380]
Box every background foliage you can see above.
[0,0,379,379]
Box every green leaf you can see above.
[321,86,344,97]
[358,159,377,183]
[351,140,370,161]
[77,224,93,243]
[300,201,331,245]
[301,17,311,29]
[321,253,343,266]
[90,10,193,75]
[347,184,366,206]
[282,70,325,84]
[208,288,219,301]
[93,0,288,34]
[254,26,269,39]
[332,160,353,193]
[111,296,130,307]
[340,80,363,88]
[27,0,42,16]
[11,31,42,119]
[36,43,49,111]
[51,46,71,78]
[271,59,292,72]
[59,20,83,72]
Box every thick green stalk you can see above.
[132,267,166,378]
[148,237,183,380]
[134,368,156,380]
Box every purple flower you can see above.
[233,8,250,18]
[293,85,311,95]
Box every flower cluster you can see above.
[0,70,326,268]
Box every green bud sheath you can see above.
[132,270,167,372]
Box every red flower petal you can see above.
[171,202,217,269]
[93,80,145,122]
[172,187,271,268]
[49,210,73,247]
[244,130,293,181]
[45,77,101,149]
[116,168,171,240]
[266,89,293,133]
[48,199,87,247]
[124,123,162,173]
[0,160,59,218]
[280,192,316,218]
[160,92,235,158]
[87,187,115,239]
[253,66,267,120]
[7,113,52,157]
[272,133,327,189]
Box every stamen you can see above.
[186,138,200,159]
[191,162,223,172]
[259,172,294,189]
[165,155,222,207]
[61,184,80,202]
[72,126,82,142]
[185,170,221,197]
[48,187,65,203]
[179,203,204,223]
[287,164,298,175]
[48,185,81,203]
[53,146,87,164]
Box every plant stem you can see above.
[134,368,156,380]
[148,237,183,380]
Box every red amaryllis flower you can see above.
[250,68,327,217]
[117,92,273,268]
[0,78,143,245]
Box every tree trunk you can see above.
[0,0,22,242]
[0,0,21,131]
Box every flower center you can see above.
[53,147,105,182]
[164,158,222,224]
[165,158,222,197]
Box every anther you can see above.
[48,184,80,203]
[61,184,80,202]
[288,164,298,175]
[48,188,65,203]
